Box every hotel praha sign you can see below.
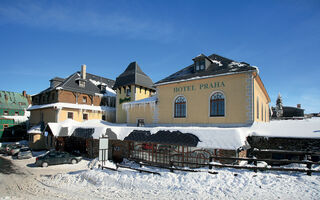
[173,81,225,93]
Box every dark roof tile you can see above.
[113,62,155,90]
[37,69,115,96]
[155,53,257,85]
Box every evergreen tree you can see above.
[275,93,283,118]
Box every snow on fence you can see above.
[99,154,320,176]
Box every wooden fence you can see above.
[100,154,320,176]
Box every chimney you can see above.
[297,104,301,109]
[22,90,27,97]
[81,64,86,80]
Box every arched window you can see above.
[210,92,225,117]
[174,96,186,118]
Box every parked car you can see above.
[17,147,32,159]
[0,145,9,154]
[5,144,22,155]
[35,150,82,167]
[10,145,25,156]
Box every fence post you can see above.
[170,161,174,173]
[307,163,312,176]
[209,157,213,169]
[253,159,258,173]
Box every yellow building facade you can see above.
[121,53,270,126]
[116,85,153,123]
[29,105,114,125]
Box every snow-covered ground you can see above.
[1,154,320,200]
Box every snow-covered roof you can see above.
[249,118,320,138]
[27,125,42,134]
[122,96,157,110]
[45,118,320,150]
[28,102,115,112]
[45,119,248,150]
[2,115,29,123]
[89,79,116,97]
[1,110,30,123]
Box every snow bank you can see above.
[36,161,320,200]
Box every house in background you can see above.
[0,90,30,141]
[271,93,304,119]
[27,64,116,149]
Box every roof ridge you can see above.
[86,72,115,82]
[60,72,79,88]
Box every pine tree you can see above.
[275,93,283,118]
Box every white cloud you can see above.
[0,1,175,41]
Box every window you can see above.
[257,97,259,119]
[79,81,85,88]
[265,106,268,121]
[210,92,225,117]
[195,60,205,71]
[200,60,205,70]
[67,112,73,119]
[4,110,8,115]
[174,96,186,118]
[82,96,87,103]
[196,61,200,71]
[261,104,264,121]
[126,86,131,97]
[83,113,88,121]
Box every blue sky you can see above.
[0,0,319,113]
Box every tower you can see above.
[113,62,155,123]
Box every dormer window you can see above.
[195,60,205,72]
[79,80,86,88]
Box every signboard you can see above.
[99,137,109,163]
[173,81,225,93]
